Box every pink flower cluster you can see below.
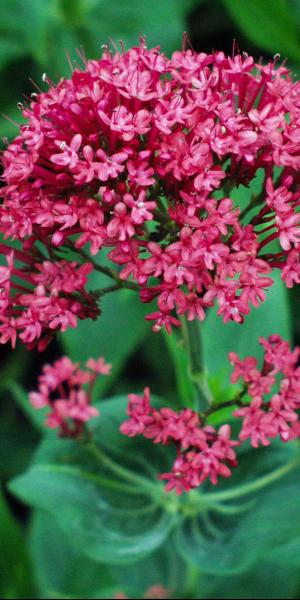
[121,335,300,493]
[0,245,98,350]
[29,355,110,436]
[230,335,300,446]
[2,42,300,340]
[120,388,238,494]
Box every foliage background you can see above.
[1,1,300,598]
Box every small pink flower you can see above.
[86,357,112,375]
[121,388,238,492]
[231,336,300,447]
[29,355,110,437]
[276,212,300,250]
[51,134,82,169]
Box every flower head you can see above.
[232,335,300,446]
[120,388,238,493]
[2,43,300,341]
[30,355,110,436]
[122,335,300,493]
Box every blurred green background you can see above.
[1,1,300,598]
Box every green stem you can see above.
[209,499,256,514]
[206,457,300,503]
[94,283,121,297]
[75,246,140,292]
[181,316,211,411]
[239,190,265,221]
[185,563,200,598]
[204,386,247,417]
[86,442,159,496]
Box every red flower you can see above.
[29,355,110,437]
[2,43,300,342]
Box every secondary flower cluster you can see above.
[120,387,238,494]
[2,42,300,343]
[29,355,110,436]
[230,334,300,446]
[0,245,98,349]
[121,335,300,493]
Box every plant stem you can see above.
[206,456,300,503]
[94,283,121,297]
[239,190,265,221]
[74,246,140,292]
[185,563,200,598]
[181,316,211,411]
[85,441,159,496]
[204,387,247,418]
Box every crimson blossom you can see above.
[1,41,300,348]
[121,336,300,494]
[30,355,111,436]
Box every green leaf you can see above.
[30,510,115,599]
[11,462,175,565]
[61,289,150,396]
[222,0,300,62]
[163,330,195,407]
[0,486,35,598]
[14,0,198,80]
[176,442,300,575]
[114,542,186,597]
[30,510,185,599]
[84,0,198,58]
[0,390,40,481]
[8,381,45,433]
[0,0,50,67]
[0,346,31,393]
[202,270,291,385]
[10,396,176,565]
[198,559,299,599]
[10,395,300,578]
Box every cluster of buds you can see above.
[29,355,110,436]
[121,335,300,494]
[0,245,98,349]
[1,42,300,343]
[230,334,300,446]
[120,387,238,494]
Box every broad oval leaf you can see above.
[222,0,300,63]
[202,271,291,383]
[30,510,115,599]
[9,396,177,565]
[175,442,300,574]
[30,510,186,599]
[61,287,150,397]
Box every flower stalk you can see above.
[180,316,212,411]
